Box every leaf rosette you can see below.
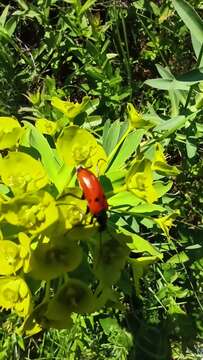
[56,190,87,232]
[151,143,181,176]
[51,96,90,121]
[0,276,32,317]
[35,118,57,136]
[0,152,48,195]
[0,240,23,275]
[126,159,158,203]
[56,125,107,174]
[1,191,58,235]
[0,117,22,150]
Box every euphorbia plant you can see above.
[0,98,180,335]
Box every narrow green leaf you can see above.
[127,233,163,259]
[5,17,17,37]
[108,129,145,171]
[83,116,102,129]
[16,0,28,10]
[186,139,197,158]
[167,251,189,265]
[154,115,186,133]
[145,78,191,90]
[130,256,159,296]
[156,64,174,79]
[129,203,166,215]
[169,89,179,116]
[23,122,71,193]
[185,244,202,250]
[154,181,173,198]
[85,65,104,80]
[172,0,203,41]
[79,0,97,15]
[102,120,111,153]
[80,97,99,115]
[177,67,203,82]
[0,5,9,27]
[191,33,203,66]
[103,120,121,156]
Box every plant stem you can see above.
[183,43,203,111]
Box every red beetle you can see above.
[76,166,108,230]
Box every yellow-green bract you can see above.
[0,102,179,336]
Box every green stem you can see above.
[183,43,203,112]
[44,280,50,302]
[148,286,168,312]
[115,18,131,87]
[121,16,132,88]
[137,15,168,68]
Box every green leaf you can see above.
[16,0,29,10]
[185,244,202,250]
[103,120,121,156]
[156,64,174,79]
[176,67,203,82]
[5,17,17,37]
[78,0,97,15]
[105,169,126,191]
[103,120,128,156]
[172,0,203,41]
[167,251,189,265]
[155,64,187,113]
[153,162,181,176]
[145,78,191,90]
[51,96,92,120]
[153,181,173,198]
[127,103,149,129]
[186,139,197,158]
[83,115,102,129]
[191,34,203,66]
[133,0,144,9]
[85,65,104,80]
[127,233,163,259]
[23,122,71,193]
[109,191,142,208]
[0,5,9,27]
[130,256,160,296]
[129,203,166,216]
[108,129,145,172]
[154,115,186,134]
[99,318,119,335]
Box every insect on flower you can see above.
[76,166,108,231]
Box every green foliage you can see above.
[0,0,202,359]
[0,98,179,338]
